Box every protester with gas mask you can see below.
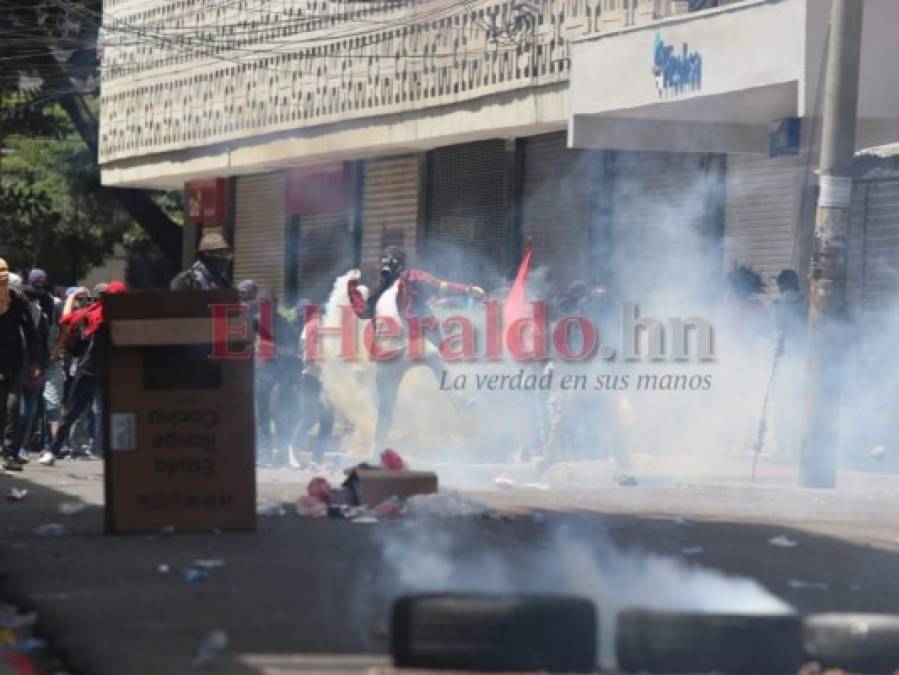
[40,281,127,466]
[0,259,41,472]
[170,231,233,290]
[346,245,485,452]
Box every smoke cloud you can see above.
[376,519,791,668]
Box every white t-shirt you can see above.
[373,279,407,353]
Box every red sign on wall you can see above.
[286,163,348,215]
[186,178,227,224]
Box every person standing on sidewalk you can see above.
[39,281,127,466]
[0,259,41,472]
[17,282,50,462]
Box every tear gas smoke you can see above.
[312,150,895,482]
[377,520,790,668]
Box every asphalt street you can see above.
[2,460,899,674]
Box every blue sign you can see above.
[652,32,702,97]
[769,117,801,158]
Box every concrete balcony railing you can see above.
[97,0,751,166]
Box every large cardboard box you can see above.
[102,290,256,532]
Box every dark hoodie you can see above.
[0,290,39,379]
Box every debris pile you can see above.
[0,602,49,674]
[295,449,487,522]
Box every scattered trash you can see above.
[343,464,437,506]
[336,505,368,520]
[768,535,798,548]
[494,474,515,490]
[871,445,887,461]
[33,523,66,538]
[307,477,331,502]
[6,487,27,502]
[183,567,210,584]
[191,629,228,667]
[681,546,704,556]
[372,497,404,519]
[675,516,693,526]
[788,579,829,590]
[12,638,47,653]
[256,500,286,516]
[351,516,379,524]
[57,502,86,516]
[157,564,170,574]
[295,495,328,518]
[193,559,225,570]
[406,492,490,518]
[160,525,176,536]
[0,611,37,630]
[380,448,406,471]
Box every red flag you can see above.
[504,238,533,327]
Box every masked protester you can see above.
[40,281,127,466]
[17,284,51,462]
[0,260,42,472]
[239,279,300,467]
[170,231,233,290]
[346,245,485,453]
[29,270,64,453]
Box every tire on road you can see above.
[803,613,899,673]
[391,593,597,672]
[616,609,804,674]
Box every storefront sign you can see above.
[652,32,703,97]
[186,178,227,224]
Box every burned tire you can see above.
[803,613,899,673]
[391,593,597,672]
[616,609,803,674]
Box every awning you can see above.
[568,0,899,155]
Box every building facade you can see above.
[99,0,899,310]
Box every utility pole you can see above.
[799,0,865,488]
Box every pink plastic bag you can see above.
[380,449,406,471]
[296,495,328,518]
[307,476,331,502]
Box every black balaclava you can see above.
[201,251,233,285]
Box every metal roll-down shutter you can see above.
[361,155,422,281]
[233,171,287,297]
[724,153,805,296]
[521,132,595,297]
[852,180,899,315]
[294,211,353,305]
[426,139,510,289]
